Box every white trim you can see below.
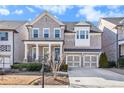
[43,28,50,38]
[66,54,81,67]
[54,28,61,39]
[31,11,65,25]
[24,41,63,45]
[32,28,39,38]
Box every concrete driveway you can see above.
[68,68,124,88]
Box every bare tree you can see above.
[47,52,65,79]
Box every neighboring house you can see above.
[99,17,124,63]
[23,11,102,68]
[0,11,102,69]
[0,21,28,69]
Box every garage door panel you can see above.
[66,55,81,67]
[84,55,98,68]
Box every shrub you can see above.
[118,58,124,67]
[11,63,42,71]
[60,64,68,72]
[99,52,108,68]
[108,61,116,68]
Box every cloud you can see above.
[76,6,124,22]
[76,6,105,21]
[0,8,10,16]
[26,6,35,13]
[34,5,73,15]
[107,5,121,10]
[13,9,23,15]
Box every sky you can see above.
[0,5,124,25]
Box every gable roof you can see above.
[102,17,124,25]
[63,21,102,33]
[30,11,65,25]
[0,20,27,32]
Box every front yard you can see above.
[0,74,69,85]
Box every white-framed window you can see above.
[86,30,88,39]
[32,28,39,38]
[43,28,49,38]
[77,31,79,39]
[76,30,89,39]
[80,30,85,39]
[0,32,8,41]
[54,28,61,39]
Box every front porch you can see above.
[23,40,63,62]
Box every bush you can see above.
[108,61,116,68]
[118,58,124,67]
[11,63,42,71]
[60,64,68,72]
[99,52,108,68]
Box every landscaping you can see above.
[0,75,69,85]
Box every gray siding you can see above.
[64,33,101,49]
[28,15,64,40]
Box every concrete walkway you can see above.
[68,68,124,88]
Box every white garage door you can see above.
[84,55,98,68]
[66,55,81,67]
[0,56,11,69]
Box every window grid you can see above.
[0,32,8,41]
[0,45,11,52]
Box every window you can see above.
[55,28,60,38]
[0,32,8,41]
[44,28,49,38]
[43,47,49,58]
[0,45,11,52]
[32,28,39,38]
[80,30,85,39]
[86,30,88,39]
[77,31,79,39]
[76,30,89,39]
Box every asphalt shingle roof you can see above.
[0,21,27,30]
[63,21,101,33]
[103,17,124,25]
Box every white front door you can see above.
[66,55,81,67]
[84,55,98,68]
[0,56,11,68]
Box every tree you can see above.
[47,52,65,79]
[99,52,108,68]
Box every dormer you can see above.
[74,21,91,47]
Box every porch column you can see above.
[60,44,63,61]
[49,44,51,60]
[24,44,28,61]
[36,44,39,61]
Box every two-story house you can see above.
[0,21,27,69]
[23,11,102,68]
[0,11,102,69]
[99,17,124,64]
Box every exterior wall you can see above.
[28,15,65,41]
[120,44,124,56]
[0,31,14,65]
[74,26,90,47]
[14,23,28,63]
[118,28,124,41]
[64,33,101,49]
[99,19,117,61]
